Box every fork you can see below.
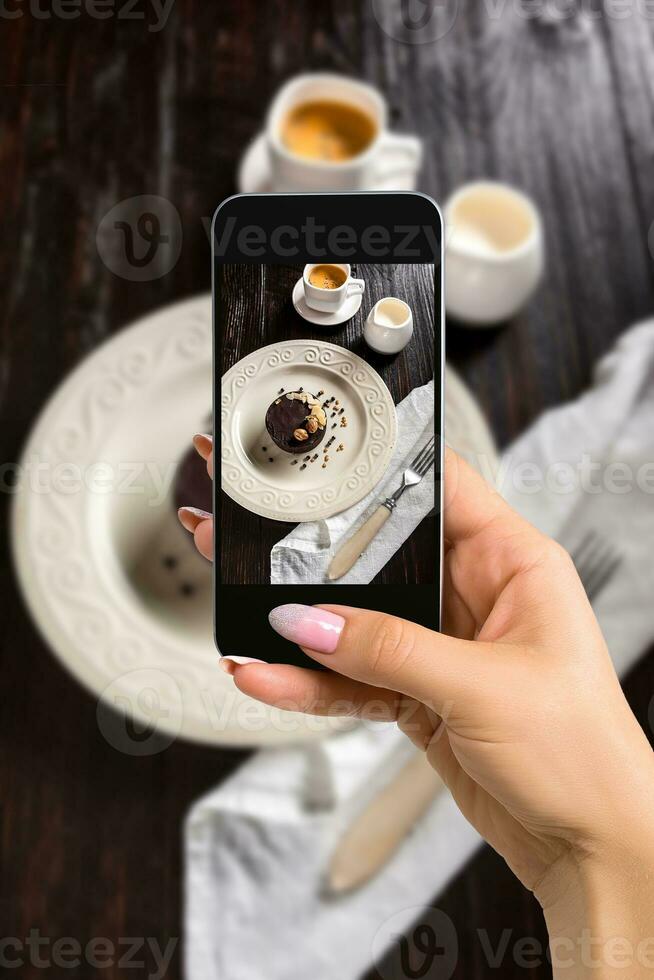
[327,435,436,581]
[569,530,622,603]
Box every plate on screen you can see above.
[221,340,397,523]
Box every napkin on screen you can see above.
[185,321,654,980]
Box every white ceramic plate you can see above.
[221,340,397,523]
[291,277,363,327]
[12,295,497,747]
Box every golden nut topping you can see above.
[293,428,309,442]
[305,417,319,433]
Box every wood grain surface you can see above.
[1,2,654,978]
[217,262,436,584]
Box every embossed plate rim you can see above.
[10,296,358,747]
[221,339,398,522]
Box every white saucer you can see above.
[291,277,363,327]
[237,132,418,193]
[11,293,497,748]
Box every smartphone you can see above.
[212,192,443,665]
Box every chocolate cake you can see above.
[265,390,327,454]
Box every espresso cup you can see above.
[267,73,422,192]
[444,181,544,326]
[303,263,365,313]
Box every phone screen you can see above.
[213,193,442,664]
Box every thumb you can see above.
[267,603,497,710]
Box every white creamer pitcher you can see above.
[363,297,414,355]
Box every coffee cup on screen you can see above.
[266,73,422,191]
[302,263,365,313]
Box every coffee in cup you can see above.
[307,264,348,290]
[280,100,377,162]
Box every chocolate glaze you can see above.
[265,391,326,454]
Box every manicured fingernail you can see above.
[219,656,265,676]
[192,433,213,460]
[178,506,211,533]
[268,604,344,654]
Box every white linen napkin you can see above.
[185,322,654,980]
[271,381,435,584]
[495,321,654,677]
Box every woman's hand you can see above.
[181,436,654,976]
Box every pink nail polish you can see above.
[192,433,213,460]
[268,604,344,654]
[178,506,211,533]
[220,656,264,669]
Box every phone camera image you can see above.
[216,261,438,588]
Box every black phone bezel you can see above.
[212,192,443,665]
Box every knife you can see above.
[325,751,444,895]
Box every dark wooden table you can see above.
[2,3,654,978]
[218,261,436,584]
